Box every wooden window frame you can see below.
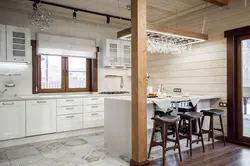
[31,40,98,94]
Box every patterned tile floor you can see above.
[0,132,217,166]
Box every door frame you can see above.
[225,26,250,145]
[236,35,250,143]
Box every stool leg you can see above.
[189,119,193,156]
[148,122,156,158]
[208,115,212,142]
[211,115,215,149]
[198,119,205,153]
[175,122,182,161]
[219,115,226,146]
[197,115,205,144]
[162,123,167,166]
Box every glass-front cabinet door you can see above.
[0,24,6,61]
[237,35,250,142]
[6,25,31,62]
[106,39,121,66]
[121,40,131,68]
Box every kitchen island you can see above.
[104,95,220,159]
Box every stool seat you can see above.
[152,115,180,123]
[178,112,203,120]
[201,109,224,116]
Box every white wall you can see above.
[147,0,250,133]
[0,5,131,95]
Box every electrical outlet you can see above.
[219,102,227,107]
[173,88,182,92]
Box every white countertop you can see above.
[105,95,220,105]
[0,93,131,102]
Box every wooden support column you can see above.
[130,0,150,166]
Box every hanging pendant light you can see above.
[28,1,53,30]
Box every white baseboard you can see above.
[0,127,104,148]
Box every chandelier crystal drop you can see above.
[28,3,53,31]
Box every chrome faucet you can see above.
[0,89,7,94]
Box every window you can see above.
[37,55,90,93]
[32,40,98,94]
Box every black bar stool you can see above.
[148,115,182,166]
[177,112,205,156]
[200,109,226,149]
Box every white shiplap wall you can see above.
[0,5,131,95]
[148,0,250,133]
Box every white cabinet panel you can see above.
[57,98,82,107]
[83,112,104,128]
[101,39,121,67]
[57,105,82,115]
[0,24,6,61]
[0,101,25,140]
[120,40,131,67]
[83,97,104,105]
[6,25,31,62]
[57,114,83,132]
[83,105,104,113]
[26,100,56,136]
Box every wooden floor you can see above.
[151,141,250,166]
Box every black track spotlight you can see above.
[73,10,77,19]
[106,16,110,24]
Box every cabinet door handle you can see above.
[3,102,14,105]
[91,106,99,108]
[66,100,74,102]
[66,116,75,118]
[37,101,47,104]
[66,107,74,110]
[91,98,98,100]
[91,113,99,116]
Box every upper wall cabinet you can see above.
[6,25,31,63]
[101,39,121,67]
[121,40,131,68]
[0,24,6,61]
[101,39,131,68]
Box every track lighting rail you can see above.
[28,0,131,22]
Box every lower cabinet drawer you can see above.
[57,114,83,132]
[83,112,104,128]
[57,106,82,115]
[83,104,104,113]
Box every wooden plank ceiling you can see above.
[34,0,206,23]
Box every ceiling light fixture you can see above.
[28,1,53,30]
[73,10,77,19]
[117,23,208,54]
[106,16,110,24]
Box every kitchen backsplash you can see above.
[0,7,131,95]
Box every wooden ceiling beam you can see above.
[117,23,208,41]
[204,0,230,6]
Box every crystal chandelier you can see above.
[117,23,208,55]
[28,2,53,31]
[147,32,193,54]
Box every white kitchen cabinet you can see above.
[57,114,83,132]
[83,104,104,113]
[101,39,121,67]
[0,101,25,140]
[26,100,56,136]
[57,98,82,107]
[0,24,6,61]
[120,40,131,68]
[6,25,31,62]
[83,112,104,128]
[83,97,104,105]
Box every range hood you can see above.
[37,33,97,59]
